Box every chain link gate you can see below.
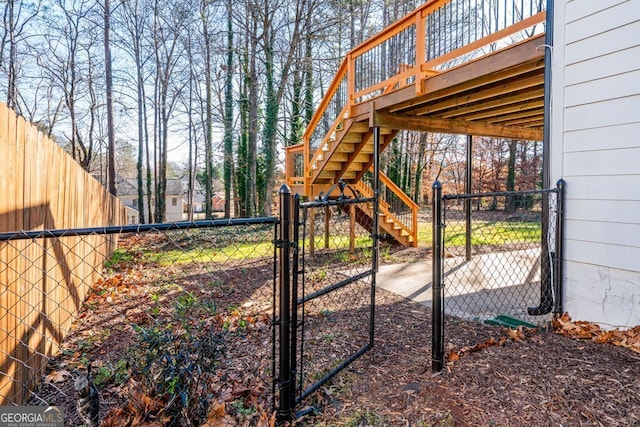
[431,180,565,371]
[273,184,379,421]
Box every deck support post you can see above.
[370,126,381,348]
[372,127,381,274]
[324,206,330,249]
[465,135,473,261]
[309,208,315,256]
[349,205,356,254]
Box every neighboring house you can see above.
[551,1,640,328]
[180,177,207,218]
[212,194,225,212]
[118,177,185,223]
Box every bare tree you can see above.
[117,0,153,222]
[35,0,105,171]
[103,0,117,195]
[1,0,41,112]
[223,0,234,218]
[150,0,188,222]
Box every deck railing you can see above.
[285,143,305,190]
[358,170,419,245]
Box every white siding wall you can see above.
[119,196,185,223]
[165,196,184,222]
[552,0,640,328]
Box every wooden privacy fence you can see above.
[0,102,127,405]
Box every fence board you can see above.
[0,103,14,401]
[0,102,127,405]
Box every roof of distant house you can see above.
[117,177,183,197]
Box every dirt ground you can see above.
[32,240,640,426]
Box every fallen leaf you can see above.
[203,400,236,427]
[594,331,614,344]
[45,369,71,383]
[256,411,276,427]
[553,313,640,353]
[507,327,525,343]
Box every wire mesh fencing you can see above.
[0,219,277,425]
[440,188,561,326]
[292,198,376,405]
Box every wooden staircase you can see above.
[284,0,547,248]
[287,114,420,247]
[353,178,417,247]
[309,120,396,185]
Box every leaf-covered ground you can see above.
[33,239,640,426]
[300,289,640,426]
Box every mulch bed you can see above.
[32,241,639,426]
[302,289,640,426]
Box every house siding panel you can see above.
[565,69,640,107]
[565,0,627,24]
[554,1,640,327]
[565,219,640,249]
[565,1,636,43]
[565,44,640,86]
[567,199,640,225]
[565,20,640,65]
[563,147,640,177]
[559,175,639,201]
[564,94,640,131]
[564,122,640,153]
[564,243,640,287]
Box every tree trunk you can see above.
[246,21,259,217]
[5,0,17,111]
[104,0,117,196]
[133,10,146,223]
[261,29,277,216]
[304,34,313,125]
[202,0,214,219]
[223,1,234,218]
[259,0,306,215]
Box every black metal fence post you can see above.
[277,185,293,423]
[554,179,565,314]
[431,181,444,372]
[289,194,300,409]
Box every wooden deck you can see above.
[286,0,548,246]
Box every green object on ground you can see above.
[484,315,537,329]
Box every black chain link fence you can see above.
[441,189,561,326]
[1,219,277,425]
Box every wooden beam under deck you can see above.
[440,87,544,118]
[373,111,542,141]
[411,72,544,116]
